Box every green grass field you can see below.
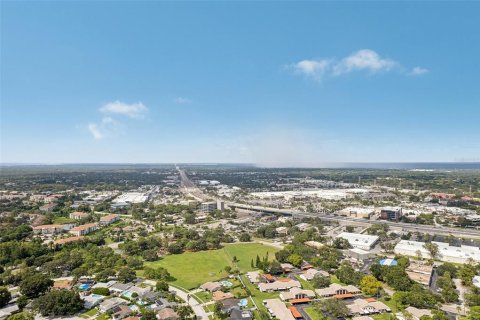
[144,243,278,289]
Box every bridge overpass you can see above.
[227,202,480,239]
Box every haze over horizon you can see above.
[1,2,479,166]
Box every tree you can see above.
[311,274,331,289]
[156,280,169,292]
[269,260,283,275]
[6,312,34,320]
[0,286,11,308]
[423,242,439,260]
[458,264,476,286]
[144,267,172,281]
[360,275,382,296]
[437,262,457,278]
[140,309,157,320]
[224,266,232,274]
[316,298,349,318]
[287,254,303,267]
[336,262,363,285]
[167,243,184,254]
[177,305,194,319]
[117,267,136,283]
[239,233,251,242]
[275,249,290,263]
[33,290,83,316]
[19,273,53,298]
[213,301,228,319]
[333,238,351,249]
[92,287,110,296]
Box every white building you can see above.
[336,232,379,251]
[394,240,480,264]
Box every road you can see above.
[175,167,480,239]
[168,285,211,320]
[227,203,480,239]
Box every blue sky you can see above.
[1,1,479,165]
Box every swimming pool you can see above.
[78,284,91,290]
[239,299,248,307]
[220,280,233,287]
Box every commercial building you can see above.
[394,240,480,263]
[336,232,379,251]
[380,207,403,221]
[69,223,98,236]
[199,202,217,214]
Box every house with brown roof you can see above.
[157,308,179,320]
[69,223,98,236]
[280,287,316,301]
[212,291,234,301]
[200,281,222,292]
[300,268,329,281]
[53,236,85,246]
[53,279,74,290]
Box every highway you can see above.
[175,167,480,239]
[227,203,480,239]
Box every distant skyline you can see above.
[1,1,479,166]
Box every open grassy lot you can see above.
[144,243,278,289]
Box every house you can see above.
[264,299,296,320]
[112,305,132,320]
[246,271,260,284]
[109,283,134,295]
[83,294,105,309]
[100,213,120,225]
[300,261,313,270]
[99,297,128,313]
[315,283,361,298]
[213,291,234,301]
[32,224,64,234]
[403,306,432,320]
[347,298,391,315]
[258,279,301,292]
[200,281,222,292]
[40,203,58,212]
[276,227,288,235]
[300,268,329,281]
[69,223,98,236]
[221,298,241,314]
[157,308,179,320]
[280,287,316,301]
[53,236,85,246]
[280,263,294,273]
[0,304,19,320]
[70,211,89,220]
[230,309,253,320]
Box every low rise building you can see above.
[300,268,329,281]
[347,298,391,315]
[279,287,316,301]
[258,279,301,292]
[394,240,480,263]
[315,283,361,298]
[336,232,379,251]
[70,211,89,220]
[100,213,120,225]
[32,224,65,235]
[380,207,402,221]
[69,223,98,236]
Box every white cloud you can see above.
[292,59,331,81]
[100,101,148,118]
[333,49,397,75]
[410,66,429,76]
[289,49,427,81]
[87,123,104,140]
[173,97,192,104]
[87,117,121,140]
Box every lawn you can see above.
[54,216,75,224]
[143,243,278,289]
[304,306,325,320]
[240,275,278,313]
[80,309,98,318]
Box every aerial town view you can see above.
[1,1,479,320]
